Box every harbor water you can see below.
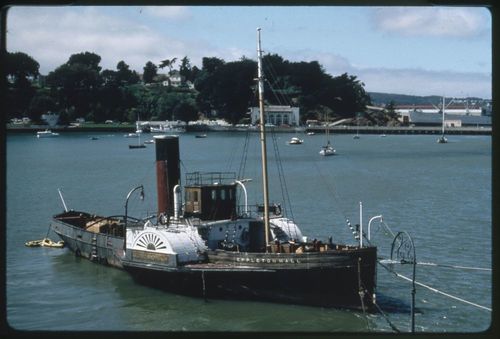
[6,131,491,332]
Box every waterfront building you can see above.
[395,103,483,120]
[248,105,300,126]
[405,111,491,127]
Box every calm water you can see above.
[6,131,491,332]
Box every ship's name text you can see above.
[236,257,301,264]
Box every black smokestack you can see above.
[155,135,180,216]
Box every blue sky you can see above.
[6,5,492,98]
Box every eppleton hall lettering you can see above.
[236,257,301,264]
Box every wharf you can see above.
[6,125,135,133]
[305,125,491,136]
[6,125,491,135]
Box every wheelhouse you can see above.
[183,172,237,221]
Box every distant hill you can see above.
[368,92,486,106]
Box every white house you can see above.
[248,105,300,126]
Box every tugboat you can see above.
[120,29,377,310]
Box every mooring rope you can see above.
[379,259,491,272]
[372,299,401,333]
[356,257,403,333]
[356,258,370,330]
[378,261,492,312]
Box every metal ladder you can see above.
[90,236,98,262]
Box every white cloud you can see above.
[142,6,191,20]
[356,67,491,98]
[283,49,353,75]
[276,48,490,98]
[372,7,488,38]
[6,6,196,73]
[5,6,491,99]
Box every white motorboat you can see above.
[288,137,303,144]
[36,129,59,138]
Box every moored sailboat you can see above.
[437,96,448,143]
[319,121,336,156]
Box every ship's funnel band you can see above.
[155,136,180,216]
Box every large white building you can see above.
[248,105,300,126]
[395,104,482,118]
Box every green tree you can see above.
[194,57,225,114]
[179,56,192,83]
[385,100,397,118]
[5,51,40,84]
[201,57,225,73]
[116,60,140,85]
[28,91,56,122]
[195,58,255,123]
[143,61,157,83]
[320,73,370,118]
[67,52,102,71]
[4,51,40,118]
[174,100,198,122]
[159,57,177,75]
[46,51,103,120]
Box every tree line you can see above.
[4,50,372,125]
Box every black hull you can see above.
[122,247,377,311]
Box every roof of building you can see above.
[409,111,491,125]
[397,104,481,110]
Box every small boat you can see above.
[129,126,146,148]
[319,141,336,156]
[128,144,146,149]
[307,132,315,136]
[36,129,59,138]
[25,238,64,248]
[288,137,303,144]
[437,135,448,143]
[124,133,139,138]
[195,134,207,138]
[353,115,361,139]
[151,121,186,134]
[319,122,335,156]
[90,137,99,140]
[144,139,155,144]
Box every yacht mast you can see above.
[442,96,445,136]
[257,28,270,250]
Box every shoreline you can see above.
[6,124,491,135]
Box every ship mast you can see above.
[257,28,270,250]
[441,96,445,136]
